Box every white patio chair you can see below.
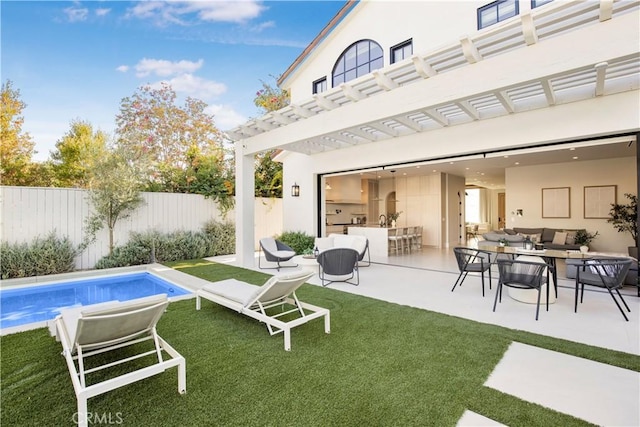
[196,270,330,351]
[51,294,186,427]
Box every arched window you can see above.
[332,40,383,87]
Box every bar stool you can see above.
[388,227,404,254]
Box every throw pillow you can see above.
[564,230,577,245]
[552,231,568,245]
[503,229,517,235]
[518,232,541,242]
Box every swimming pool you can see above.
[0,272,191,329]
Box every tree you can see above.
[50,119,108,188]
[115,83,233,209]
[252,77,289,198]
[1,80,36,185]
[115,83,225,171]
[82,149,146,255]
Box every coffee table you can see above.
[293,255,318,273]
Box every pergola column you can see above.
[235,143,255,269]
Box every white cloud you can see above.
[250,20,275,32]
[135,58,204,78]
[147,74,227,99]
[126,0,266,26]
[193,1,266,23]
[205,104,247,131]
[64,6,89,22]
[95,8,111,17]
[116,65,129,73]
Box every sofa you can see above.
[479,227,584,250]
[315,234,370,266]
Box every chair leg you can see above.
[534,288,541,321]
[492,283,502,312]
[451,271,467,292]
[480,271,485,297]
[608,288,630,321]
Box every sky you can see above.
[1,0,347,161]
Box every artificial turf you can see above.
[1,260,638,426]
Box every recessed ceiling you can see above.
[336,138,636,190]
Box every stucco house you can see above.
[230,0,639,268]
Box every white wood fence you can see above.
[0,186,283,270]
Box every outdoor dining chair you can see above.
[493,259,548,320]
[572,257,633,321]
[452,247,492,297]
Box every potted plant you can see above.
[574,229,599,253]
[607,193,638,258]
[388,211,402,227]
[498,237,508,247]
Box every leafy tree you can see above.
[50,119,108,188]
[82,149,146,255]
[1,80,36,185]
[115,83,225,170]
[254,151,282,197]
[252,76,288,198]
[115,83,234,210]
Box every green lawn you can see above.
[2,260,639,426]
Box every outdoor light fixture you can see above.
[291,183,300,197]
[516,209,523,217]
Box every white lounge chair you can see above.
[196,271,330,351]
[51,294,186,427]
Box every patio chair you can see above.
[259,237,297,271]
[451,247,492,296]
[573,258,633,321]
[317,247,360,287]
[51,294,186,427]
[493,259,548,320]
[196,271,330,351]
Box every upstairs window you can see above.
[532,0,553,8]
[332,40,383,87]
[391,39,413,64]
[312,77,327,94]
[478,0,519,29]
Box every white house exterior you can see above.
[231,0,640,268]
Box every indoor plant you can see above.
[573,229,599,252]
[607,193,638,258]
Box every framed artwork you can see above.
[542,187,570,218]
[584,185,616,218]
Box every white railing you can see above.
[0,186,283,270]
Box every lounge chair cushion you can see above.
[201,279,259,306]
[200,271,312,308]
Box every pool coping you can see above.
[0,263,214,336]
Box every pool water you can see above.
[0,272,191,329]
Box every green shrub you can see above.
[1,232,77,279]
[95,221,236,269]
[203,220,235,255]
[277,230,315,254]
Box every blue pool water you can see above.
[0,272,191,329]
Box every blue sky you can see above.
[1,1,346,161]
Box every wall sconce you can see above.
[516,209,523,217]
[291,183,300,197]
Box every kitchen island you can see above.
[348,226,419,262]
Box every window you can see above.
[391,39,413,64]
[465,189,481,223]
[532,0,553,8]
[312,77,327,94]
[477,0,519,29]
[332,40,383,87]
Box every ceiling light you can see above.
[573,156,579,160]
[515,162,520,165]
